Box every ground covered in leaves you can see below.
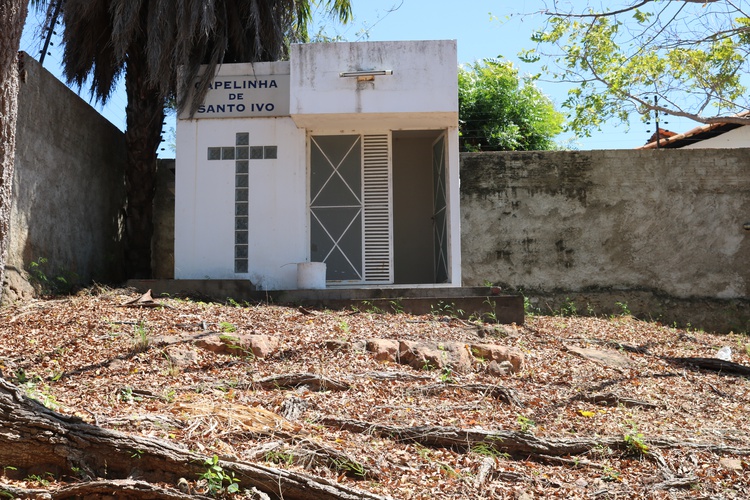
[0,287,748,499]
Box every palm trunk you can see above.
[0,1,29,300]
[124,45,165,278]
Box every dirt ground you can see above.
[0,287,748,499]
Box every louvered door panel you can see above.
[362,134,393,283]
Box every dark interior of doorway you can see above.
[392,129,444,284]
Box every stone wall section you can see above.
[460,150,749,331]
[3,53,126,302]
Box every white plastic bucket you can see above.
[296,262,326,289]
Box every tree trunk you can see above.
[124,44,164,279]
[0,1,29,302]
[0,378,386,500]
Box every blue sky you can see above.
[20,1,697,152]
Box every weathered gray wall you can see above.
[3,53,126,302]
[153,159,175,280]
[461,150,750,332]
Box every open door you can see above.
[432,134,449,283]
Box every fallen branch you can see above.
[652,475,700,490]
[412,383,522,406]
[571,392,660,409]
[666,357,750,376]
[0,377,386,500]
[359,371,435,382]
[10,479,213,499]
[254,373,350,392]
[318,417,750,458]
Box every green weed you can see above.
[516,414,536,434]
[389,300,404,314]
[265,450,295,466]
[219,321,236,333]
[132,322,150,353]
[199,455,240,496]
[331,457,367,478]
[622,422,649,457]
[439,367,455,384]
[470,443,509,459]
[361,300,383,314]
[615,301,631,316]
[601,464,621,482]
[430,301,464,318]
[27,257,78,296]
[24,473,53,487]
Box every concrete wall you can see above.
[3,53,126,301]
[461,150,750,332]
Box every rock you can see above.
[470,343,524,373]
[351,339,367,353]
[194,333,278,358]
[366,339,400,362]
[398,340,443,371]
[719,458,743,471]
[241,334,279,359]
[565,345,631,369]
[154,334,183,346]
[367,339,474,373]
[165,347,198,368]
[487,360,513,377]
[194,335,226,354]
[323,340,349,352]
[396,341,473,373]
[441,341,474,374]
[477,325,509,339]
[1,268,36,305]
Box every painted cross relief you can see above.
[207,132,278,274]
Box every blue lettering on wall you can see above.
[198,103,279,115]
[201,79,279,90]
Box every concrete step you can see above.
[126,279,524,325]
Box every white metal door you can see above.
[432,134,449,283]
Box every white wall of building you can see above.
[290,40,457,130]
[175,116,306,289]
[175,60,308,290]
[684,125,750,148]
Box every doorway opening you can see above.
[309,129,449,286]
[392,130,448,284]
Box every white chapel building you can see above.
[174,40,461,290]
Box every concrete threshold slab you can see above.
[126,279,524,325]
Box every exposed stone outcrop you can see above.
[365,338,524,375]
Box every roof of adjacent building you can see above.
[636,111,750,149]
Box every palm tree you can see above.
[0,1,30,300]
[45,0,352,278]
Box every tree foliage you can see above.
[35,0,351,278]
[53,0,352,116]
[458,59,564,151]
[522,0,750,135]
